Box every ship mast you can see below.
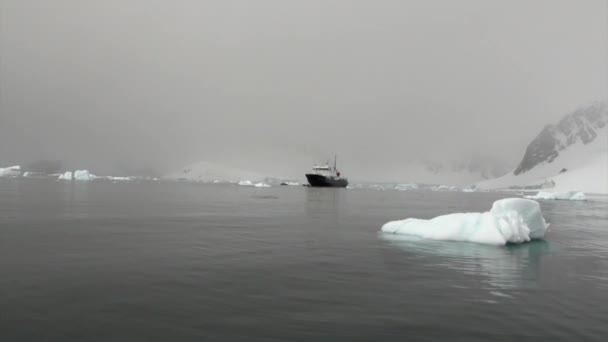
[334,154,337,172]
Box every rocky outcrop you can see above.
[514,102,607,175]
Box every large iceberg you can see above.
[0,165,21,177]
[524,191,586,201]
[381,198,549,245]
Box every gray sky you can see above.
[1,0,607,178]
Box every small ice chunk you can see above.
[381,198,550,246]
[0,165,21,177]
[524,191,586,201]
[280,181,300,186]
[109,176,132,181]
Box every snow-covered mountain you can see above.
[478,102,608,194]
[389,156,510,186]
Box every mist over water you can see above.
[1,0,607,179]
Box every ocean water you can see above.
[1,179,608,341]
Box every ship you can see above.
[305,156,348,188]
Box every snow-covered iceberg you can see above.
[0,165,21,177]
[381,198,549,246]
[524,191,586,201]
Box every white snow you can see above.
[381,198,549,246]
[524,191,586,201]
[0,165,21,177]
[477,129,607,194]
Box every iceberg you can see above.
[58,171,73,180]
[524,191,586,201]
[238,180,254,186]
[0,165,21,177]
[58,170,97,181]
[254,182,271,188]
[381,198,549,245]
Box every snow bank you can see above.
[524,191,586,201]
[381,198,549,245]
[0,165,21,177]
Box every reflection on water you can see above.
[380,233,554,289]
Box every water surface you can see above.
[1,179,607,341]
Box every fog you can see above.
[1,0,606,179]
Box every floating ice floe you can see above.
[524,191,586,201]
[381,198,549,246]
[238,180,254,186]
[0,165,21,177]
[280,181,300,186]
[254,182,271,188]
[108,176,132,181]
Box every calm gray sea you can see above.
[1,179,608,341]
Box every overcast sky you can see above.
[1,0,607,178]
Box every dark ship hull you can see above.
[305,174,348,188]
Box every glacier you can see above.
[524,191,586,201]
[0,165,21,177]
[381,198,549,246]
